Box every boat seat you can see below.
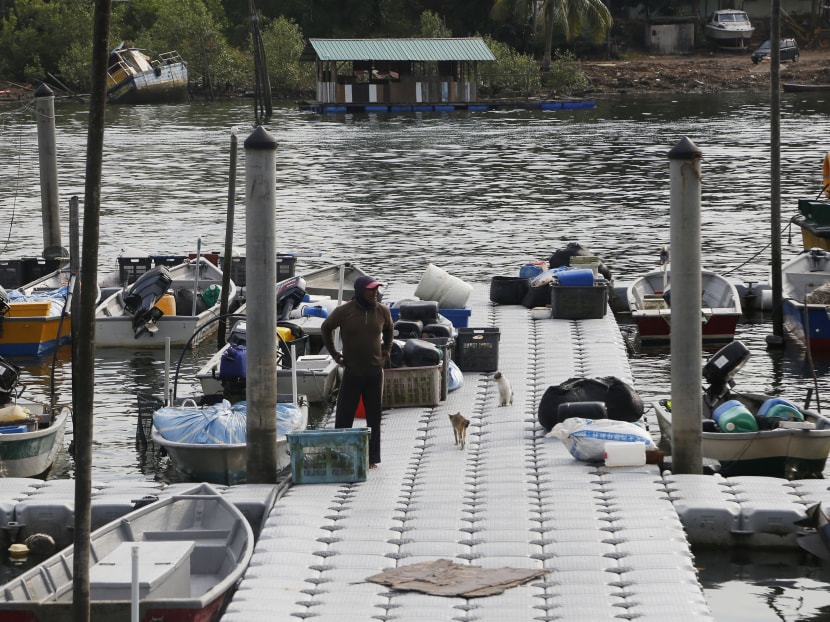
[143,529,230,541]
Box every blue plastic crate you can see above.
[287,428,369,484]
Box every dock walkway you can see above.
[222,285,730,620]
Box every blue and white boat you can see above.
[781,247,830,352]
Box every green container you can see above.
[287,428,369,484]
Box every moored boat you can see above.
[626,264,742,343]
[107,43,189,105]
[783,83,830,93]
[151,395,309,485]
[0,355,69,479]
[781,247,830,351]
[0,483,253,621]
[653,341,830,479]
[94,257,237,348]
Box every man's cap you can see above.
[354,275,385,291]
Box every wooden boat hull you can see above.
[0,483,253,622]
[107,63,188,105]
[94,258,236,348]
[627,267,742,343]
[151,399,309,485]
[654,398,830,478]
[0,405,68,478]
[0,315,70,357]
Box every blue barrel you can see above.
[757,397,803,422]
[557,269,594,287]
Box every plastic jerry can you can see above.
[757,397,803,422]
[153,292,176,317]
[219,344,247,379]
[604,441,646,467]
[713,400,759,433]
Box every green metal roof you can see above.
[306,38,495,62]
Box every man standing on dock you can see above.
[321,275,393,469]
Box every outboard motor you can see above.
[702,340,750,405]
[277,276,307,321]
[123,266,172,338]
[0,355,21,406]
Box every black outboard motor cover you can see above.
[703,340,750,399]
[0,354,20,403]
[538,376,643,430]
[124,266,172,315]
[277,276,307,321]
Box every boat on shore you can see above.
[94,257,237,348]
[781,247,830,351]
[704,9,754,48]
[626,264,742,343]
[107,43,188,105]
[654,341,830,479]
[0,483,253,621]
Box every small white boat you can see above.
[0,355,69,478]
[0,483,253,621]
[780,248,830,352]
[151,396,309,485]
[653,341,830,479]
[704,9,754,47]
[95,257,237,348]
[626,265,742,343]
[0,401,69,478]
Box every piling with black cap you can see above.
[244,126,278,483]
[668,136,703,476]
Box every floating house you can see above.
[299,38,497,113]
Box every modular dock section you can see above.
[1,285,830,620]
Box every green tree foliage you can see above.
[479,35,541,98]
[260,16,314,98]
[545,49,589,95]
[0,0,95,83]
[419,10,452,38]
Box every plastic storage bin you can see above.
[287,428,370,484]
[455,328,500,372]
[383,365,443,408]
[550,284,608,320]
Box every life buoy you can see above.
[823,152,830,198]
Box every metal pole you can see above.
[219,133,238,348]
[34,84,62,254]
[768,0,785,347]
[192,237,201,317]
[244,126,278,483]
[668,137,703,475]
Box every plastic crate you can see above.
[550,284,608,320]
[118,256,153,286]
[799,199,830,227]
[0,260,25,289]
[287,428,369,484]
[220,254,296,288]
[21,258,60,285]
[455,328,500,372]
[383,364,442,408]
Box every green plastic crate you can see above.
[287,428,369,484]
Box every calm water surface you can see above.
[3,92,830,619]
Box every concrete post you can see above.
[244,126,278,483]
[34,84,61,254]
[668,137,703,475]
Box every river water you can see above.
[2,93,830,619]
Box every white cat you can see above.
[493,371,513,406]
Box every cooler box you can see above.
[455,328,500,372]
[550,284,608,320]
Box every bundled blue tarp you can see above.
[154,399,304,445]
